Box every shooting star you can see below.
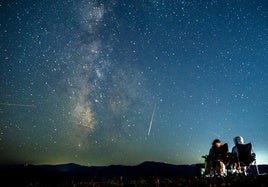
[147,104,156,136]
[0,103,36,108]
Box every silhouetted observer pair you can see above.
[203,136,257,177]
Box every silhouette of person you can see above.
[205,139,229,176]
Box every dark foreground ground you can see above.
[0,162,267,186]
[76,175,268,187]
[1,175,268,187]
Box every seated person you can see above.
[231,136,255,174]
[205,139,229,176]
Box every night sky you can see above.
[1,0,268,166]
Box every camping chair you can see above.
[236,143,260,175]
[202,143,230,177]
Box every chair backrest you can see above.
[236,143,255,166]
[213,143,229,163]
[221,143,228,154]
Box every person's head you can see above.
[212,139,221,148]
[233,136,244,145]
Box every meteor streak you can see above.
[0,102,36,108]
[147,104,156,136]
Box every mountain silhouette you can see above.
[0,161,267,186]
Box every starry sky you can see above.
[1,0,268,166]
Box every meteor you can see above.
[0,102,36,108]
[147,104,156,136]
